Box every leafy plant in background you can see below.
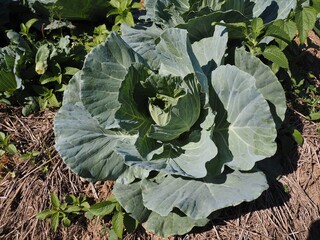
[54,14,287,236]
[24,0,110,21]
[107,0,144,31]
[0,132,18,156]
[0,17,85,115]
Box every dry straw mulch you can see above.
[0,105,319,240]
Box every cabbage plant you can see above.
[54,25,286,236]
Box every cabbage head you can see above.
[54,26,286,237]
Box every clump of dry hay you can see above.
[0,105,319,240]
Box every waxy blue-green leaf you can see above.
[210,65,277,172]
[156,28,208,95]
[80,33,144,129]
[192,24,228,77]
[113,179,209,237]
[177,10,248,42]
[141,170,268,219]
[250,0,296,23]
[121,24,164,70]
[235,48,286,128]
[143,0,190,24]
[55,73,134,181]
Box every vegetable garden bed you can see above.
[0,0,319,239]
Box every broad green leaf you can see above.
[25,18,38,30]
[251,18,264,37]
[235,48,286,127]
[143,0,190,23]
[54,73,133,181]
[210,65,277,172]
[307,112,320,121]
[251,0,296,23]
[222,0,245,12]
[0,132,5,142]
[292,129,304,146]
[89,201,116,216]
[0,70,17,92]
[144,211,209,237]
[80,32,145,129]
[141,170,268,219]
[108,229,118,240]
[36,209,56,220]
[192,24,228,77]
[113,180,209,237]
[51,192,60,208]
[177,10,248,41]
[265,22,293,49]
[0,150,5,156]
[64,205,81,213]
[5,144,17,155]
[112,211,124,239]
[295,6,317,43]
[262,45,289,69]
[156,28,208,94]
[64,67,80,75]
[121,24,163,70]
[50,212,60,232]
[62,217,71,227]
[113,181,150,223]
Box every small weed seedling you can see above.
[37,193,138,239]
[85,195,139,240]
[36,193,90,231]
[0,131,17,156]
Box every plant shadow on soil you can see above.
[187,108,303,236]
[307,219,320,240]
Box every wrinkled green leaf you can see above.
[262,45,289,69]
[295,6,317,44]
[112,211,124,239]
[89,201,116,216]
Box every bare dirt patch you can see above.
[0,105,319,240]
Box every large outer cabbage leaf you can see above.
[235,48,286,128]
[210,65,277,174]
